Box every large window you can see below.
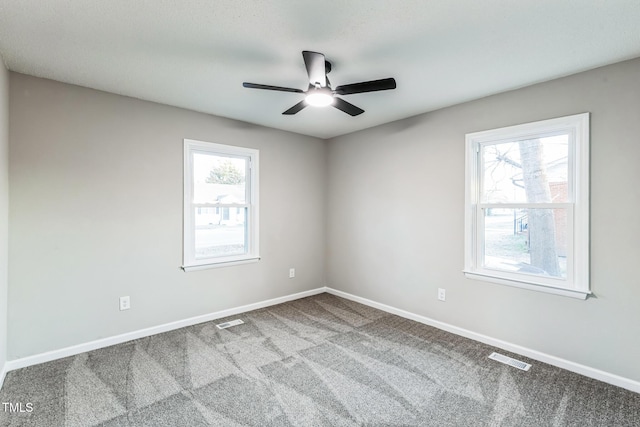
[183,139,259,271]
[464,113,589,298]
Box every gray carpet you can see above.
[1,293,639,426]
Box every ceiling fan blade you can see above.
[333,97,364,116]
[243,82,304,93]
[334,78,396,95]
[282,100,307,115]
[302,51,327,87]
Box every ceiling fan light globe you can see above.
[305,92,334,107]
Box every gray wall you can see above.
[8,73,326,359]
[326,58,640,382]
[0,59,8,375]
[7,58,640,384]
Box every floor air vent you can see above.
[488,352,531,371]
[216,319,244,329]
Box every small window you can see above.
[183,139,259,271]
[464,113,589,298]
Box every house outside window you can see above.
[464,113,589,298]
[183,139,259,271]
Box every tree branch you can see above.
[496,153,522,169]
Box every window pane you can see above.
[483,208,567,279]
[193,152,247,204]
[195,208,248,259]
[481,135,569,203]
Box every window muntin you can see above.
[183,140,259,270]
[465,114,589,298]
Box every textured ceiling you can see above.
[1,0,639,139]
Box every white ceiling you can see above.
[1,1,639,139]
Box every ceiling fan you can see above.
[242,51,396,116]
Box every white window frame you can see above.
[182,139,259,271]
[464,113,590,299]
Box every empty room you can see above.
[1,1,639,426]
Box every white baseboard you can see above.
[4,285,639,395]
[3,287,326,373]
[325,287,640,394]
[0,362,7,391]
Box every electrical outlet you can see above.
[289,268,295,278]
[438,288,446,301]
[119,296,130,311]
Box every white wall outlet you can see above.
[119,296,130,311]
[438,288,446,301]
[289,268,295,278]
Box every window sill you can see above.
[182,257,260,272]
[463,271,590,299]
